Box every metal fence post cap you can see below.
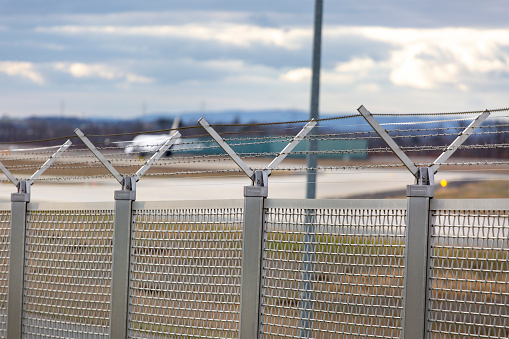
[244,185,268,198]
[406,184,434,198]
[114,190,136,201]
[11,192,30,202]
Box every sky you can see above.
[1,0,509,119]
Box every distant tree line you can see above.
[0,116,183,148]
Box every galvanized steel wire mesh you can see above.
[261,203,406,338]
[0,210,10,337]
[429,209,509,338]
[128,205,243,338]
[23,209,114,338]
[0,198,507,338]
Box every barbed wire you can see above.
[2,120,507,157]
[2,107,508,146]
[2,160,507,184]
[2,141,507,174]
[372,107,509,116]
[1,108,507,184]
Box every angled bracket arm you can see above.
[200,117,317,191]
[430,110,490,174]
[265,120,317,175]
[0,161,19,187]
[134,131,181,181]
[199,118,254,179]
[76,128,180,194]
[0,139,72,196]
[74,128,124,184]
[358,105,419,178]
[28,139,72,183]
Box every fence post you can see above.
[109,176,136,338]
[198,119,316,339]
[2,140,72,339]
[74,128,180,337]
[239,171,267,339]
[356,105,490,339]
[6,181,30,339]
[402,168,434,339]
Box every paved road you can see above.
[1,169,507,203]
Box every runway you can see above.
[1,168,507,203]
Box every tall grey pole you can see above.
[301,2,323,337]
[306,0,323,199]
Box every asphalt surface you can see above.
[1,168,507,203]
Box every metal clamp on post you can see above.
[244,170,268,198]
[407,167,435,198]
[115,176,137,201]
[12,180,30,202]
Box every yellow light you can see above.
[440,179,447,188]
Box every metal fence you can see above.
[0,210,10,339]
[0,108,508,338]
[428,200,509,338]
[23,203,114,338]
[0,196,507,338]
[128,201,244,339]
[261,199,407,338]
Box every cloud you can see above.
[53,62,153,83]
[36,23,311,49]
[334,57,376,73]
[35,21,509,89]
[280,67,311,82]
[283,26,509,91]
[4,11,509,118]
[0,61,45,84]
[329,26,509,90]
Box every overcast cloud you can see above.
[1,1,508,118]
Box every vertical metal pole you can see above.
[306,0,323,200]
[109,177,136,338]
[402,168,434,339]
[239,174,267,339]
[300,210,316,338]
[6,181,30,339]
[303,3,322,336]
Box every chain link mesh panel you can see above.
[261,201,406,338]
[129,204,243,338]
[23,208,114,338]
[429,209,509,338]
[0,210,10,337]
